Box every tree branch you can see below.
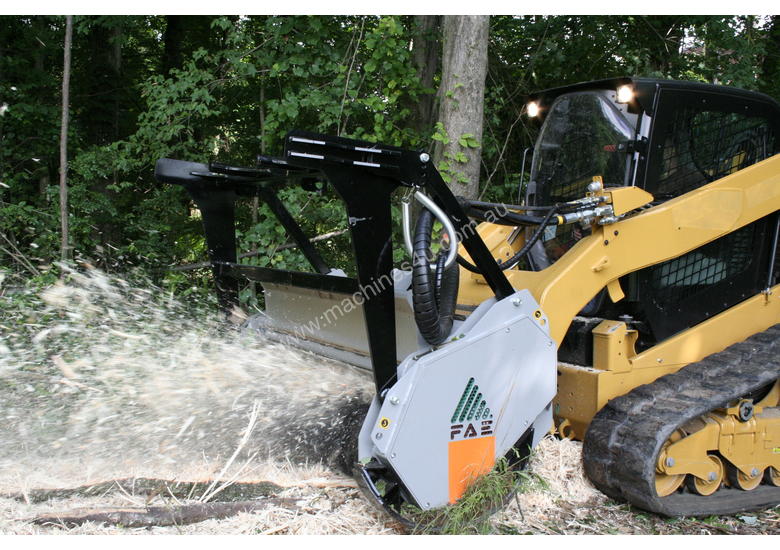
[31,499,300,528]
[169,228,348,272]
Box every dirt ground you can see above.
[1,437,778,535]
[1,269,778,535]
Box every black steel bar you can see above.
[208,162,273,178]
[327,172,399,397]
[257,187,331,275]
[186,185,240,310]
[217,262,359,294]
[283,130,413,398]
[424,167,515,300]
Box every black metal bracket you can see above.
[155,130,515,399]
[282,131,514,395]
[615,137,647,155]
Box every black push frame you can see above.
[155,130,514,400]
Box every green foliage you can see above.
[1,15,778,298]
[458,133,479,148]
[431,122,450,145]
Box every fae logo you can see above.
[447,377,496,503]
[449,377,494,441]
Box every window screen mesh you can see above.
[656,108,776,197]
[644,223,756,305]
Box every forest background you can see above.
[1,15,779,306]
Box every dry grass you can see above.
[493,437,780,535]
[2,437,778,535]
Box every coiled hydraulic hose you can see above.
[412,207,459,345]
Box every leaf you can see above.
[458,133,480,148]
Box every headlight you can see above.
[526,101,540,117]
[616,85,634,104]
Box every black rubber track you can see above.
[583,324,780,517]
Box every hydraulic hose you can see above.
[466,199,556,211]
[457,204,560,274]
[465,206,551,226]
[402,191,459,269]
[412,207,459,345]
[496,205,559,270]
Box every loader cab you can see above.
[525,77,780,349]
[524,86,644,265]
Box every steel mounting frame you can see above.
[156,130,514,398]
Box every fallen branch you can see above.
[31,498,300,528]
[0,231,40,276]
[3,478,281,505]
[170,228,348,272]
[281,478,358,489]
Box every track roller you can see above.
[727,464,764,491]
[765,467,780,487]
[655,430,685,497]
[686,455,724,496]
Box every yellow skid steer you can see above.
[155,77,780,518]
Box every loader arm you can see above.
[459,153,780,347]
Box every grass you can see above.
[404,458,543,535]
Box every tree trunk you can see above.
[761,16,780,98]
[433,16,490,199]
[410,15,441,135]
[59,15,73,262]
[161,15,184,75]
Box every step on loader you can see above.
[155,77,780,519]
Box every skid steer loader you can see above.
[155,77,780,519]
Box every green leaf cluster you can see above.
[1,15,778,299]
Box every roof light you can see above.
[616,85,634,104]
[526,101,540,118]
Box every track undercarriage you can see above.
[584,325,780,516]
